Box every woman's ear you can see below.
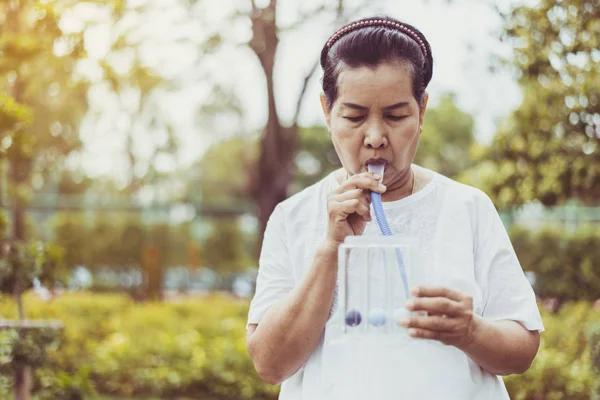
[419,92,429,129]
[320,93,331,132]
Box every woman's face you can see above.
[321,61,428,187]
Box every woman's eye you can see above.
[343,116,365,123]
[387,115,408,121]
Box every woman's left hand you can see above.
[400,286,480,348]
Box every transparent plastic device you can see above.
[335,235,427,339]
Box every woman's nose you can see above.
[364,121,388,148]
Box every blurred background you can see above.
[0,0,598,399]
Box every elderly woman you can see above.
[245,15,543,399]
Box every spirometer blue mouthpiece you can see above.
[367,164,410,300]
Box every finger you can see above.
[337,172,374,190]
[400,315,455,332]
[408,328,456,345]
[348,171,382,181]
[332,190,372,211]
[408,328,457,345]
[330,190,371,213]
[407,328,440,341]
[356,196,372,218]
[331,199,371,219]
[411,286,464,302]
[352,201,371,219]
[405,297,463,316]
[428,311,450,318]
[341,174,386,194]
[334,188,366,202]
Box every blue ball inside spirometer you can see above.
[345,310,362,327]
[368,308,387,327]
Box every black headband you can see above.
[326,19,428,58]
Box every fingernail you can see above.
[373,174,382,180]
[410,287,419,296]
[399,319,409,327]
[405,299,415,309]
[378,183,386,191]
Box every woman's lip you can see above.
[365,159,387,165]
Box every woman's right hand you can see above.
[325,171,386,248]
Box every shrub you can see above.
[510,226,600,301]
[0,293,278,399]
[589,322,600,399]
[504,302,600,400]
[2,292,598,399]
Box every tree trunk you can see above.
[7,1,32,395]
[14,367,32,400]
[12,195,30,399]
[13,285,32,400]
[142,244,163,301]
[13,182,25,241]
[11,117,32,400]
[247,0,347,252]
[0,161,4,209]
[248,1,297,249]
[9,83,32,400]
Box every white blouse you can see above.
[248,167,544,400]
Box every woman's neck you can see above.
[380,166,414,202]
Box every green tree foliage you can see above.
[194,136,258,206]
[0,94,32,133]
[52,213,194,269]
[50,213,89,271]
[0,201,65,400]
[88,215,144,272]
[461,0,599,208]
[1,0,177,199]
[51,211,206,299]
[291,125,341,193]
[416,92,476,179]
[0,0,91,179]
[56,170,92,195]
[0,210,66,298]
[203,219,248,276]
[0,3,83,396]
[510,225,600,301]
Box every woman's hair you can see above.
[320,16,434,111]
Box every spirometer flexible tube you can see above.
[367,164,410,300]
